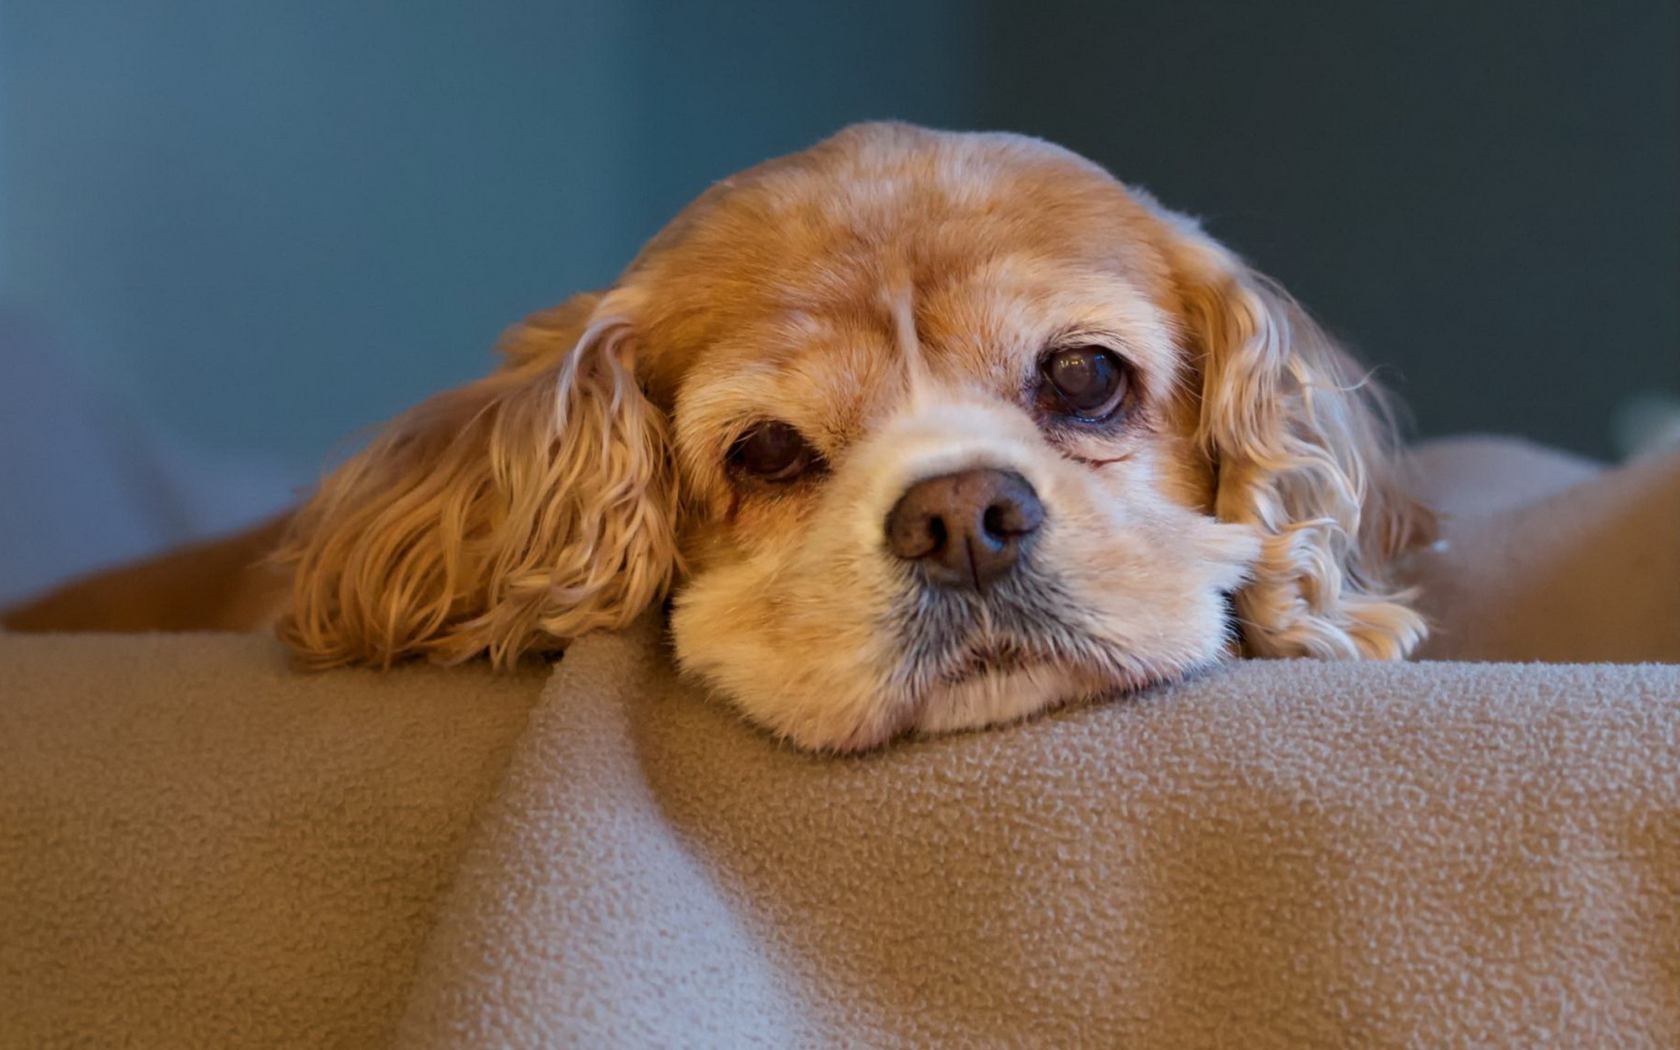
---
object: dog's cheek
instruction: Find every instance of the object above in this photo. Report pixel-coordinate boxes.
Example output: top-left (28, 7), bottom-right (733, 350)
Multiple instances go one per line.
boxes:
top-left (669, 554), bottom-right (914, 752)
top-left (1040, 480), bottom-right (1254, 666)
top-left (1197, 518), bottom-right (1263, 593)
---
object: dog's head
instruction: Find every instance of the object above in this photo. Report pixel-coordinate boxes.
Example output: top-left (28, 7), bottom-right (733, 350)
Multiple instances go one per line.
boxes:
top-left (277, 123), bottom-right (1430, 751)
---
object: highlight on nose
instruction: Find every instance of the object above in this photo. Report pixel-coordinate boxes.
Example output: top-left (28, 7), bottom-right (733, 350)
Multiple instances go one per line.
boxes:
top-left (884, 468), bottom-right (1044, 590)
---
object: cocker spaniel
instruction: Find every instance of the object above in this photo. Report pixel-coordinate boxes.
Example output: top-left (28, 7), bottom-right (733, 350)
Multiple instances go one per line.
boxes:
top-left (15, 123), bottom-right (1433, 751)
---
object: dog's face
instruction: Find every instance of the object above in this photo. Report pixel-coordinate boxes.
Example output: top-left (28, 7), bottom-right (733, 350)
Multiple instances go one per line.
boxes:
top-left (278, 124), bottom-right (1430, 752)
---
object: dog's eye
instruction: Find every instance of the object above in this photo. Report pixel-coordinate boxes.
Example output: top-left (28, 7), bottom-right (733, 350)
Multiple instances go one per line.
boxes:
top-left (728, 421), bottom-right (821, 483)
top-left (1038, 345), bottom-right (1130, 421)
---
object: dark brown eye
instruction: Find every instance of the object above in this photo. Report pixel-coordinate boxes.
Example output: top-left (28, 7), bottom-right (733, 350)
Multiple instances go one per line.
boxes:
top-left (728, 420), bottom-right (821, 483)
top-left (1038, 345), bottom-right (1130, 420)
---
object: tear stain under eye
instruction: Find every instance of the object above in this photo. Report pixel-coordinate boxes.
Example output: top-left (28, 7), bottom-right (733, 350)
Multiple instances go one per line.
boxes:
top-left (1041, 402), bottom-right (1158, 467)
top-left (1067, 451), bottom-right (1134, 468)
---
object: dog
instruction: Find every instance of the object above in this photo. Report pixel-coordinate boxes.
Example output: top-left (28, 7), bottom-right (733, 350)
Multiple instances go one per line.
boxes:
top-left (7, 123), bottom-right (1431, 751)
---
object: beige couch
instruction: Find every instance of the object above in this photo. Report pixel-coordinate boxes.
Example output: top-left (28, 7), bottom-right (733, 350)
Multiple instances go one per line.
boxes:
top-left (2, 439), bottom-right (1676, 1049)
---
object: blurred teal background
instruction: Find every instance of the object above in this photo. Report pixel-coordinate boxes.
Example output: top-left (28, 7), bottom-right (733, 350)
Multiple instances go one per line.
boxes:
top-left (1, 0), bottom-right (1675, 603)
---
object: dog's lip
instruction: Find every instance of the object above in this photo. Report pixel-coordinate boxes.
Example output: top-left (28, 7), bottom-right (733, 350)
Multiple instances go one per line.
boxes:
top-left (935, 637), bottom-right (1056, 684)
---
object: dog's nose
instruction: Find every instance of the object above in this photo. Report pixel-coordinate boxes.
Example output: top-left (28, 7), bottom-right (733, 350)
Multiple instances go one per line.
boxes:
top-left (884, 468), bottom-right (1044, 589)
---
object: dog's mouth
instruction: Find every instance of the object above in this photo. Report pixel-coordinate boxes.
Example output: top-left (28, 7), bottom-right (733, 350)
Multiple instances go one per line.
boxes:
top-left (895, 625), bottom-right (1148, 745)
top-left (935, 636), bottom-right (1057, 685)
top-left (896, 571), bottom-right (1097, 689)
top-left (870, 574), bottom-right (1217, 748)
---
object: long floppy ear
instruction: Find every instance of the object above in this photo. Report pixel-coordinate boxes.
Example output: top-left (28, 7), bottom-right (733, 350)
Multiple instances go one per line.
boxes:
top-left (275, 289), bottom-right (678, 669)
top-left (1159, 212), bottom-right (1432, 659)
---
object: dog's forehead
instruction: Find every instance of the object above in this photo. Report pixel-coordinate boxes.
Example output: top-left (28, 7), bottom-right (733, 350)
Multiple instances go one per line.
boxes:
top-left (633, 126), bottom-right (1178, 430)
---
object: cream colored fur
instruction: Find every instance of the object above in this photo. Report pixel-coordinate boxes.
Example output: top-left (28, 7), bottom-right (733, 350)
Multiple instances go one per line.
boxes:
top-left (1156, 209), bottom-right (1431, 660)
top-left (274, 122), bottom-right (1431, 750)
top-left (276, 292), bottom-right (678, 669)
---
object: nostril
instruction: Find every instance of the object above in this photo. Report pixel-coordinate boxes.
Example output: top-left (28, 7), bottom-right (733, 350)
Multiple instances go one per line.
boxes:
top-left (926, 515), bottom-right (948, 552)
top-left (981, 503), bottom-right (1010, 542)
top-left (886, 499), bottom-right (949, 561)
top-left (982, 482), bottom-right (1045, 542)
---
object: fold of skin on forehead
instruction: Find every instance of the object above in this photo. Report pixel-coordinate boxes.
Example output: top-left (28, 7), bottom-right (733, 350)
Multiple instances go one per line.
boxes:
top-left (631, 126), bottom-right (1176, 391)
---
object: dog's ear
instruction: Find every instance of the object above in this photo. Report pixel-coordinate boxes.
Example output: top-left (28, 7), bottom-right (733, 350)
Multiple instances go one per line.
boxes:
top-left (275, 289), bottom-right (678, 669)
top-left (1156, 210), bottom-right (1432, 659)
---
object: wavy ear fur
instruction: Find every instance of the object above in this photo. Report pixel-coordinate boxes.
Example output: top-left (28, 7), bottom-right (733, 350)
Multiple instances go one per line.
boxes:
top-left (275, 291), bottom-right (677, 669)
top-left (1158, 212), bottom-right (1432, 659)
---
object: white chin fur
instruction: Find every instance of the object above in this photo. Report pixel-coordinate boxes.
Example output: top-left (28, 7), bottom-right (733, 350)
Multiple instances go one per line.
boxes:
top-left (912, 661), bottom-right (1093, 738)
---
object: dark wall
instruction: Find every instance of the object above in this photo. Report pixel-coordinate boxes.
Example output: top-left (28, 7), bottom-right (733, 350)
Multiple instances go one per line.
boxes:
top-left (627, 1), bottom-right (984, 246)
top-left (3, 1), bottom-right (1673, 468)
top-left (0, 0), bottom-right (982, 470)
top-left (977, 0), bottom-right (1680, 456)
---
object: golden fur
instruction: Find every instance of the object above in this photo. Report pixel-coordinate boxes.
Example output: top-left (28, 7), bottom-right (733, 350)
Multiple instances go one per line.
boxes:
top-left (10, 124), bottom-right (1431, 751)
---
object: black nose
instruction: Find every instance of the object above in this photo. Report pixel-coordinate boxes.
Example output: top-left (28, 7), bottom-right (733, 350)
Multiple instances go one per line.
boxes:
top-left (884, 468), bottom-right (1044, 590)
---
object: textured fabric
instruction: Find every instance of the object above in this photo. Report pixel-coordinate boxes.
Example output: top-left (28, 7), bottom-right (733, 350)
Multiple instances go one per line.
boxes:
top-left (4, 440), bottom-right (1679, 1048)
top-left (0, 635), bottom-right (542, 1050)
top-left (0, 322), bottom-right (296, 609)
top-left (398, 618), bottom-right (1680, 1049)
top-left (1407, 442), bottom-right (1680, 663)
top-left (1406, 434), bottom-right (1603, 519)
